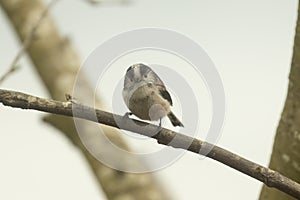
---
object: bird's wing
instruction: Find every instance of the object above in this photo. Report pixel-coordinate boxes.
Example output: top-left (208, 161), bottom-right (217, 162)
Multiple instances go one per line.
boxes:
top-left (158, 86), bottom-right (173, 106)
top-left (148, 70), bottom-right (173, 106)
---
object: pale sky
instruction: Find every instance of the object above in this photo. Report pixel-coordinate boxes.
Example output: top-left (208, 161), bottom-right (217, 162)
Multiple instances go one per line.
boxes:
top-left (0, 0), bottom-right (298, 199)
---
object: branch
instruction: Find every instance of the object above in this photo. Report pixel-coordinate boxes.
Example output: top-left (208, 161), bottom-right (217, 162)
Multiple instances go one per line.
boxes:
top-left (0, 0), bottom-right (170, 199)
top-left (1, 89), bottom-right (300, 199)
top-left (0, 0), bottom-right (58, 85)
top-left (259, 1), bottom-right (300, 199)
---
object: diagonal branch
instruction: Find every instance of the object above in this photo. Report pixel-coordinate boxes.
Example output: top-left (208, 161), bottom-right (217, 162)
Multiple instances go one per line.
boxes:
top-left (0, 89), bottom-right (300, 199)
top-left (0, 0), bottom-right (58, 85)
top-left (0, 0), bottom-right (171, 199)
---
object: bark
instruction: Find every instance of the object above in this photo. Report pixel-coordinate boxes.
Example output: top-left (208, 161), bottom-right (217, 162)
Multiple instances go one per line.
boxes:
top-left (259, 2), bottom-right (300, 200)
top-left (0, 0), bottom-right (170, 199)
top-left (1, 89), bottom-right (300, 199)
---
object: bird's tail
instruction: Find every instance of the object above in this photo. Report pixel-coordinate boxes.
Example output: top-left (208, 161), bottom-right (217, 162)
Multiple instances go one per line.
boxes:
top-left (167, 112), bottom-right (184, 127)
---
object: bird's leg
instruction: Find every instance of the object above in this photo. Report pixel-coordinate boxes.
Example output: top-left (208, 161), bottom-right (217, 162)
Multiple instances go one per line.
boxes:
top-left (152, 118), bottom-right (162, 137)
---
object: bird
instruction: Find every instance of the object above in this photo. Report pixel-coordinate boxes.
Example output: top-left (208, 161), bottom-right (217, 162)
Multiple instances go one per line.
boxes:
top-left (122, 63), bottom-right (184, 127)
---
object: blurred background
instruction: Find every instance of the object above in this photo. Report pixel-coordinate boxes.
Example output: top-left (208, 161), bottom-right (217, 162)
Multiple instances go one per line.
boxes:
top-left (0, 0), bottom-right (298, 199)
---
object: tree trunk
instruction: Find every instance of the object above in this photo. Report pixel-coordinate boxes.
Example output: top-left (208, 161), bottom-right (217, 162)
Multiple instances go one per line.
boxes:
top-left (0, 0), bottom-right (170, 199)
top-left (259, 1), bottom-right (300, 200)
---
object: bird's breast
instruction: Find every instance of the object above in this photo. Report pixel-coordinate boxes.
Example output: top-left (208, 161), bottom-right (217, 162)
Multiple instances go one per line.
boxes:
top-left (123, 84), bottom-right (170, 121)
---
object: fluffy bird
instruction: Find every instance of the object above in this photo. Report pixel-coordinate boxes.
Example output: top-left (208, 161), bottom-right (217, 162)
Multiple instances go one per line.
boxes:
top-left (122, 63), bottom-right (184, 127)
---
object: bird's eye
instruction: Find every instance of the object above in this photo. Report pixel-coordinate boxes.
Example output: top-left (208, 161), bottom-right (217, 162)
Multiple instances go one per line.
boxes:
top-left (144, 75), bottom-right (148, 78)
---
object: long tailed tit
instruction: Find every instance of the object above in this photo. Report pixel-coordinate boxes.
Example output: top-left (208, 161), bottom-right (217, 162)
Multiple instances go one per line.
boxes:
top-left (122, 63), bottom-right (184, 127)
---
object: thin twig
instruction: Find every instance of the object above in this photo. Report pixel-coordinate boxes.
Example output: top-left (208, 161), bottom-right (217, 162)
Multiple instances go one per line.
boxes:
top-left (0, 89), bottom-right (300, 199)
top-left (0, 0), bottom-right (59, 85)
top-left (0, 65), bottom-right (19, 85)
